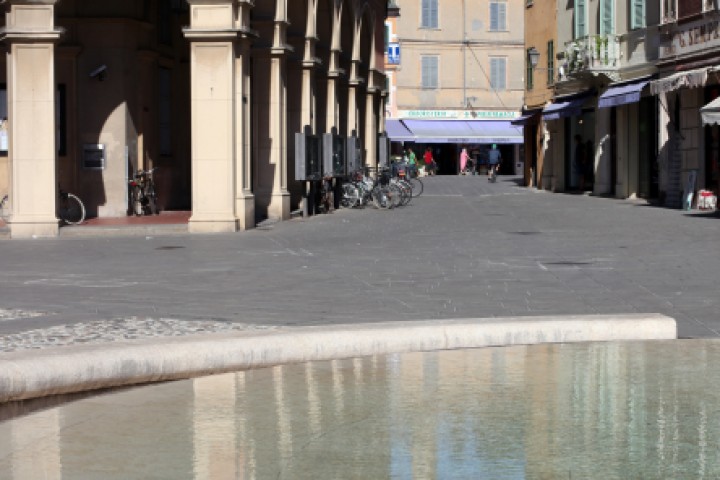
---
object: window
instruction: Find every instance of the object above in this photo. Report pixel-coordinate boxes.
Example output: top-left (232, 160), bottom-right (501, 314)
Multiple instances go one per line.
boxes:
top-left (630, 0), bottom-right (646, 29)
top-left (661, 0), bottom-right (676, 22)
top-left (490, 1), bottom-right (507, 31)
top-left (678, 0), bottom-right (702, 18)
top-left (490, 57), bottom-right (506, 91)
top-left (421, 0), bottom-right (438, 29)
top-left (575, 0), bottom-right (587, 38)
top-left (526, 49), bottom-right (534, 91)
top-left (547, 41), bottom-right (555, 86)
top-left (600, 0), bottom-right (614, 35)
top-left (421, 56), bottom-right (439, 89)
top-left (385, 25), bottom-right (390, 50)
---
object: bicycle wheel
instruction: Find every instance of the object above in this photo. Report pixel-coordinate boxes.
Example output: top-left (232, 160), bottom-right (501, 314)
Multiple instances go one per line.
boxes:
top-left (410, 178), bottom-right (424, 197)
top-left (132, 185), bottom-right (143, 216)
top-left (58, 193), bottom-right (86, 225)
top-left (372, 186), bottom-right (392, 210)
top-left (146, 185), bottom-right (159, 215)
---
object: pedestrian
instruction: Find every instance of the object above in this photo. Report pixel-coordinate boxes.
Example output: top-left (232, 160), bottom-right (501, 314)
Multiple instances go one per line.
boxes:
top-left (407, 147), bottom-right (418, 178)
top-left (459, 148), bottom-right (469, 175)
top-left (487, 144), bottom-right (501, 179)
top-left (424, 147), bottom-right (436, 176)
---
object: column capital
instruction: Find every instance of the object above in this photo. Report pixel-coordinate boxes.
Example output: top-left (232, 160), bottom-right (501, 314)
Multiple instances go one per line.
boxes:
top-left (0, 0), bottom-right (63, 43)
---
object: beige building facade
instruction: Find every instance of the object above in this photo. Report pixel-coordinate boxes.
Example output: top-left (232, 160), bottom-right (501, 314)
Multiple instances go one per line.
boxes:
top-left (0, 0), bottom-right (387, 238)
top-left (385, 0), bottom-right (525, 174)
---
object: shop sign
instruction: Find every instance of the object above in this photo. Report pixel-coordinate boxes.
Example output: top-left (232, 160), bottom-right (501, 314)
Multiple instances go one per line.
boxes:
top-left (399, 110), bottom-right (519, 120)
top-left (660, 17), bottom-right (720, 59)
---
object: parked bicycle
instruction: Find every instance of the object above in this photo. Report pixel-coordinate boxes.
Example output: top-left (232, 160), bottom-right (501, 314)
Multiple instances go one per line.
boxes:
top-left (57, 188), bottom-right (86, 225)
top-left (129, 167), bottom-right (159, 216)
top-left (0, 194), bottom-right (8, 219)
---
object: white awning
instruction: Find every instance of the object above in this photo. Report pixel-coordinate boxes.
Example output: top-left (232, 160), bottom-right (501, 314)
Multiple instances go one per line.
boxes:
top-left (701, 96), bottom-right (720, 126)
top-left (650, 67), bottom-right (718, 95)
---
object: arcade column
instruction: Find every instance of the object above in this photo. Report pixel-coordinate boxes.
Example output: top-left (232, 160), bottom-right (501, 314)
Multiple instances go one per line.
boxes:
top-left (1, 0), bottom-right (63, 238)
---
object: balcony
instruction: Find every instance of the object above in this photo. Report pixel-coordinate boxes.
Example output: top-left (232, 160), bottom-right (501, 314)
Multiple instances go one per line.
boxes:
top-left (559, 34), bottom-right (621, 82)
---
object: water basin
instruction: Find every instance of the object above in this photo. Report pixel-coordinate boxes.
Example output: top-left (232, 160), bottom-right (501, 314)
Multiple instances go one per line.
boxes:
top-left (1, 340), bottom-right (719, 479)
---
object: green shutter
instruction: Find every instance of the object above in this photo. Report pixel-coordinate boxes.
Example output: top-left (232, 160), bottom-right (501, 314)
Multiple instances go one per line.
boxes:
top-left (631, 0), bottom-right (646, 29)
top-left (547, 41), bottom-right (555, 85)
top-left (600, 0), bottom-right (614, 35)
top-left (575, 0), bottom-right (586, 38)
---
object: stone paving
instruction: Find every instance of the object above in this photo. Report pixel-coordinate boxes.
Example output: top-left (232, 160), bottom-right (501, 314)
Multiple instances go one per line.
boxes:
top-left (0, 175), bottom-right (718, 352)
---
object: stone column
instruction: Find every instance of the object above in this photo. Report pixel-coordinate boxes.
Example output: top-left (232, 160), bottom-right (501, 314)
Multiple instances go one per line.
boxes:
top-left (234, 15), bottom-right (255, 230)
top-left (184, 1), bottom-right (244, 233)
top-left (1, 0), bottom-right (63, 238)
top-left (254, 17), bottom-right (291, 221)
top-left (364, 91), bottom-right (377, 170)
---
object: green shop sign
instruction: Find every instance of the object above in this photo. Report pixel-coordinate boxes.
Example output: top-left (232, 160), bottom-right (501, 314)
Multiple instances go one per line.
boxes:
top-left (399, 110), bottom-right (519, 120)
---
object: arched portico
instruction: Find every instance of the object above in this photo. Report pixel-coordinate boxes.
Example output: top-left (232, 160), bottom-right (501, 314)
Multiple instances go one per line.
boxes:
top-left (1, 0), bottom-right (386, 237)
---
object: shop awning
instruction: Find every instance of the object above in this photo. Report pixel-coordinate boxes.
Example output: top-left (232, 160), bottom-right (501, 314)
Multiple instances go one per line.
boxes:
top-left (542, 92), bottom-right (593, 120)
top-left (701, 97), bottom-right (720, 125)
top-left (401, 120), bottom-right (523, 144)
top-left (510, 110), bottom-right (541, 126)
top-left (385, 119), bottom-right (415, 141)
top-left (650, 67), bottom-right (718, 95)
top-left (598, 79), bottom-right (650, 109)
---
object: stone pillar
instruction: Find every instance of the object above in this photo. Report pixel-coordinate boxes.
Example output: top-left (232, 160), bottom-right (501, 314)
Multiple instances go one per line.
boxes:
top-left (593, 106), bottom-right (612, 196)
top-left (234, 30), bottom-right (255, 230)
top-left (184, 1), bottom-right (246, 233)
top-left (1, 0), bottom-right (63, 238)
top-left (364, 90), bottom-right (377, 170)
top-left (254, 17), bottom-right (291, 222)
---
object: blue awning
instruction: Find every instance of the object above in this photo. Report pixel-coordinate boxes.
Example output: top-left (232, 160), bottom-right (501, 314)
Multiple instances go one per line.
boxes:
top-left (542, 97), bottom-right (587, 120)
top-left (385, 119), bottom-right (415, 141)
top-left (598, 79), bottom-right (650, 109)
top-left (401, 120), bottom-right (523, 144)
top-left (510, 110), bottom-right (541, 126)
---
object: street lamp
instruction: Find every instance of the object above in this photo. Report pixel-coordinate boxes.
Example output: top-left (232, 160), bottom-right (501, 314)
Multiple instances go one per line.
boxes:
top-left (528, 47), bottom-right (540, 69)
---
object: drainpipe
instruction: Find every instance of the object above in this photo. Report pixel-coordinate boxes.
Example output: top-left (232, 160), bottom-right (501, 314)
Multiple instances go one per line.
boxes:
top-left (462, 0), bottom-right (466, 107)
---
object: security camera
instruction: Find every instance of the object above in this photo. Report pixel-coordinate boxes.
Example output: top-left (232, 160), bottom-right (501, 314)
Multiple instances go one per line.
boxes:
top-left (89, 65), bottom-right (107, 79)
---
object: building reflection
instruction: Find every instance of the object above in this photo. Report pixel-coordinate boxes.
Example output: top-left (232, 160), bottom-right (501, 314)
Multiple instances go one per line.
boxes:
top-left (2, 341), bottom-right (720, 478)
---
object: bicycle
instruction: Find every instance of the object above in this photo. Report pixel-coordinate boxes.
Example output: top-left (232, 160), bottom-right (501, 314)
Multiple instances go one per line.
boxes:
top-left (57, 188), bottom-right (86, 225)
top-left (129, 167), bottom-right (159, 216)
top-left (0, 194), bottom-right (8, 218)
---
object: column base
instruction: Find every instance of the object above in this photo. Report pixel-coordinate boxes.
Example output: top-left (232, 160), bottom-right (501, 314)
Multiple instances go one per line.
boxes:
top-left (235, 193), bottom-right (255, 231)
top-left (267, 192), bottom-right (291, 221)
top-left (9, 216), bottom-right (59, 238)
top-left (188, 214), bottom-right (238, 234)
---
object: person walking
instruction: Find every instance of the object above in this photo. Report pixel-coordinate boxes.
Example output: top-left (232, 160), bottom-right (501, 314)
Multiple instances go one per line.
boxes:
top-left (407, 147), bottom-right (418, 178)
top-left (459, 148), bottom-right (469, 175)
top-left (424, 147), bottom-right (436, 176)
top-left (487, 144), bottom-right (501, 180)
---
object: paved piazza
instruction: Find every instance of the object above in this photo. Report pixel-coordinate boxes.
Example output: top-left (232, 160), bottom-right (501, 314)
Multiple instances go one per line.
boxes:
top-left (0, 175), bottom-right (718, 351)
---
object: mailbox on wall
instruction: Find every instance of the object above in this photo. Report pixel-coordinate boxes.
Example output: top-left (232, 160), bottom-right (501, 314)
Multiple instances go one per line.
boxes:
top-left (322, 133), bottom-right (347, 177)
top-left (82, 144), bottom-right (106, 170)
top-left (294, 132), bottom-right (322, 181)
top-left (346, 136), bottom-right (360, 174)
top-left (377, 134), bottom-right (390, 168)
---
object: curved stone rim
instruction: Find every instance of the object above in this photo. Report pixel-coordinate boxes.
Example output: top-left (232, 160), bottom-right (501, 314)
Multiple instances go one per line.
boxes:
top-left (0, 314), bottom-right (677, 403)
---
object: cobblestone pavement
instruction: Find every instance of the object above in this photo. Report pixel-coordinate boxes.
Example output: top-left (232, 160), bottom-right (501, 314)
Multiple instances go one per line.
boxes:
top-left (0, 175), bottom-right (718, 352)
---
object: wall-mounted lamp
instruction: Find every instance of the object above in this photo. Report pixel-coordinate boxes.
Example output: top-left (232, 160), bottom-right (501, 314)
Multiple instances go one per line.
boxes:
top-left (89, 65), bottom-right (107, 81)
top-left (528, 47), bottom-right (540, 69)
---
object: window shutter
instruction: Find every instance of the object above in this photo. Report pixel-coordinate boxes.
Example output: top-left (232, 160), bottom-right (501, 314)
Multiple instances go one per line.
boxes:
top-left (575, 0), bottom-right (586, 38)
top-left (630, 0), bottom-right (645, 29)
top-left (422, 56), bottom-right (438, 89)
top-left (491, 58), bottom-right (506, 91)
top-left (422, 0), bottom-right (438, 28)
top-left (600, 0), bottom-right (614, 35)
top-left (679, 0), bottom-right (702, 17)
top-left (499, 3), bottom-right (507, 30)
top-left (490, 3), bottom-right (498, 30)
top-left (547, 40), bottom-right (555, 85)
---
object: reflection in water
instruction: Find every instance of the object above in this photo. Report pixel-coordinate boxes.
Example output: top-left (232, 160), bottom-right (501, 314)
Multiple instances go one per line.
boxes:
top-left (2, 341), bottom-right (720, 478)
